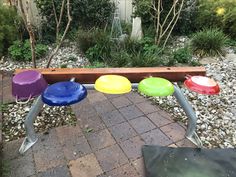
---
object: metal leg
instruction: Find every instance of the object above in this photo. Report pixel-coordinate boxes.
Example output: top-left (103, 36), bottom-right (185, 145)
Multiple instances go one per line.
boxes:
top-left (173, 84), bottom-right (202, 147)
top-left (19, 96), bottom-right (44, 154)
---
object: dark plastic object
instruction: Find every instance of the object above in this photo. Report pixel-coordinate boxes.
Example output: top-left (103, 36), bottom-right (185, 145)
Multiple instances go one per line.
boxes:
top-left (42, 81), bottom-right (87, 106)
top-left (12, 70), bottom-right (48, 100)
top-left (142, 145), bottom-right (236, 177)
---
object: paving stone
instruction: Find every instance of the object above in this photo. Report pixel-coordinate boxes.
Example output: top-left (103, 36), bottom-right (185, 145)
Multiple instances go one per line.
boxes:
top-left (109, 122), bottom-right (137, 142)
top-left (129, 116), bottom-right (156, 134)
top-left (61, 135), bottom-right (91, 161)
top-left (86, 129), bottom-right (116, 151)
top-left (126, 92), bottom-right (146, 104)
top-left (147, 112), bottom-right (173, 127)
top-left (132, 158), bottom-right (145, 177)
top-left (78, 114), bottom-right (106, 132)
top-left (104, 163), bottom-right (141, 177)
top-left (176, 138), bottom-right (197, 148)
top-left (56, 125), bottom-right (83, 144)
top-left (95, 144), bottom-right (128, 172)
top-left (119, 136), bottom-right (145, 160)
top-left (141, 128), bottom-right (173, 146)
top-left (104, 93), bottom-right (122, 99)
top-left (71, 98), bottom-right (90, 111)
top-left (119, 105), bottom-right (144, 120)
top-left (136, 101), bottom-right (160, 114)
top-left (87, 92), bottom-right (107, 104)
top-left (2, 138), bottom-right (25, 161)
top-left (100, 110), bottom-right (126, 127)
top-left (94, 100), bottom-right (115, 115)
top-left (33, 129), bottom-right (61, 152)
top-left (38, 165), bottom-right (71, 177)
top-left (72, 101), bottom-right (98, 119)
top-left (33, 130), bottom-right (66, 172)
top-left (158, 109), bottom-right (173, 119)
top-left (69, 153), bottom-right (103, 177)
top-left (160, 123), bottom-right (186, 142)
top-left (8, 151), bottom-right (36, 177)
top-left (110, 96), bottom-right (132, 108)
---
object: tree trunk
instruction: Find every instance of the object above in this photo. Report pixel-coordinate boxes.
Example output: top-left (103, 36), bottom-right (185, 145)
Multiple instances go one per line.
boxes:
top-left (18, 0), bottom-right (37, 68)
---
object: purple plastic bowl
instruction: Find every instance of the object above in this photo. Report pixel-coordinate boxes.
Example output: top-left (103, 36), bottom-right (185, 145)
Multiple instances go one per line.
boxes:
top-left (12, 70), bottom-right (48, 100)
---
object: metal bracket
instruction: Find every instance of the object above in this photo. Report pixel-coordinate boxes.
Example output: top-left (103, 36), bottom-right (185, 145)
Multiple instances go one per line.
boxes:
top-left (173, 84), bottom-right (203, 147)
top-left (19, 96), bottom-right (44, 154)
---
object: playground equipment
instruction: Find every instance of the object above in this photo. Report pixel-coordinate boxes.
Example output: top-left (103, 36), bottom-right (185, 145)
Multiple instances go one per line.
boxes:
top-left (12, 67), bottom-right (219, 154)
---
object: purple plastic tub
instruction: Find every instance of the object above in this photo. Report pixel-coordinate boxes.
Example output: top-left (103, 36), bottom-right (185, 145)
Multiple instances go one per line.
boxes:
top-left (12, 70), bottom-right (48, 102)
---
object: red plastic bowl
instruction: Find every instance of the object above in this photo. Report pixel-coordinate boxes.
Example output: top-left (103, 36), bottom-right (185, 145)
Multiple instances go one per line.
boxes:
top-left (184, 76), bottom-right (220, 95)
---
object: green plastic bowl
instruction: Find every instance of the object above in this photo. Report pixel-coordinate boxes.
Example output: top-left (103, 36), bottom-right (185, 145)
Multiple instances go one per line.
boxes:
top-left (138, 77), bottom-right (174, 97)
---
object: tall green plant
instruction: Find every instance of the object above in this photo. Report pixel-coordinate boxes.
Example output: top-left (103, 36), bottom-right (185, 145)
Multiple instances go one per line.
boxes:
top-left (0, 5), bottom-right (20, 57)
top-left (190, 29), bottom-right (228, 57)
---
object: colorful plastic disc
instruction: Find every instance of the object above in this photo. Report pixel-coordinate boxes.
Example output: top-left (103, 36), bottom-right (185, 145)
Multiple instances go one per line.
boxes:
top-left (184, 76), bottom-right (220, 95)
top-left (138, 77), bottom-right (174, 97)
top-left (95, 75), bottom-right (132, 94)
top-left (42, 81), bottom-right (87, 106)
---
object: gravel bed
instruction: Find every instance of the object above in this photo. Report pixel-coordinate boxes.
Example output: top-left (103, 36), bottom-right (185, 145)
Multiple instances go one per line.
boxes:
top-left (147, 51), bottom-right (236, 148)
top-left (2, 99), bottom-right (77, 142)
top-left (0, 42), bottom-right (89, 71)
top-left (1, 42), bottom-right (85, 142)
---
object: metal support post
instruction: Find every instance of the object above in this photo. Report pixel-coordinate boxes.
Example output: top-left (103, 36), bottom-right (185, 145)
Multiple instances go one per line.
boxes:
top-left (19, 96), bottom-right (44, 154)
top-left (173, 84), bottom-right (202, 147)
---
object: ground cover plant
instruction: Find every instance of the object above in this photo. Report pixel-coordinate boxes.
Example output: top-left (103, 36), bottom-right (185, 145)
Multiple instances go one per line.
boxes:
top-left (8, 40), bottom-right (48, 61)
top-left (190, 28), bottom-right (228, 57)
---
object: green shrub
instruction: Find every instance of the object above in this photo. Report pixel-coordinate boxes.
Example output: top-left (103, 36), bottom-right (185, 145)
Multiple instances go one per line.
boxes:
top-left (0, 5), bottom-right (21, 57)
top-left (77, 28), bottom-right (108, 53)
top-left (195, 0), bottom-right (236, 39)
top-left (132, 0), bottom-right (196, 35)
top-left (85, 61), bottom-right (107, 68)
top-left (190, 29), bottom-right (228, 57)
top-left (9, 40), bottom-right (48, 61)
top-left (35, 0), bottom-right (115, 37)
top-left (172, 47), bottom-right (192, 63)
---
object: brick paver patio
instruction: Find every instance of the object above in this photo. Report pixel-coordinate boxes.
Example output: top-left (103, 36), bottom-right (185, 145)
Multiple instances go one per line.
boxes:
top-left (1, 74), bottom-right (196, 177)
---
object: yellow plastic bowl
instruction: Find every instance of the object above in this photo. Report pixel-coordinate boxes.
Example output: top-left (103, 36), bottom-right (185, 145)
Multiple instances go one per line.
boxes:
top-left (95, 75), bottom-right (132, 94)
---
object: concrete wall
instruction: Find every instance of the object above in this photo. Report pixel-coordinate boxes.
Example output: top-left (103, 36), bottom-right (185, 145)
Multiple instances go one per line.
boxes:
top-left (116, 0), bottom-right (133, 22)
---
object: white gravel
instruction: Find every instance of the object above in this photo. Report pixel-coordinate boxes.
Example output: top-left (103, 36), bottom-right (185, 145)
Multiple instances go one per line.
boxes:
top-left (2, 100), bottom-right (76, 142)
top-left (0, 42), bottom-right (89, 71)
top-left (149, 50), bottom-right (236, 148)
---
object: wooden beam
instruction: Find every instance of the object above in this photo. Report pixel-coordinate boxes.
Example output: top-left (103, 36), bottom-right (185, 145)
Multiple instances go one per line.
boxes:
top-left (15, 67), bottom-right (206, 84)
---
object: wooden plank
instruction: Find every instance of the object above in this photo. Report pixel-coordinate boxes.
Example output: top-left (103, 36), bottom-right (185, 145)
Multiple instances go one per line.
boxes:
top-left (15, 67), bottom-right (206, 84)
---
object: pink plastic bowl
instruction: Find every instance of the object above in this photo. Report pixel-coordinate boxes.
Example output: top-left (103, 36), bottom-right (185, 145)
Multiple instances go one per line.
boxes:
top-left (12, 70), bottom-right (48, 101)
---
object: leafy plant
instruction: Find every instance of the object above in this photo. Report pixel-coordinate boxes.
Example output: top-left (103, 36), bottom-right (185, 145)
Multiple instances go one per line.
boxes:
top-left (8, 40), bottom-right (48, 61)
top-left (35, 0), bottom-right (115, 36)
top-left (190, 29), bottom-right (228, 57)
top-left (172, 47), bottom-right (192, 63)
top-left (77, 28), bottom-right (102, 53)
top-left (195, 0), bottom-right (236, 39)
top-left (0, 5), bottom-right (21, 57)
top-left (60, 64), bottom-right (68, 68)
top-left (84, 61), bottom-right (107, 68)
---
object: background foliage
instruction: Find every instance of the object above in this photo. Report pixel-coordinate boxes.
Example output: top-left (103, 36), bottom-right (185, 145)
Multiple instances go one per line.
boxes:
top-left (35, 0), bottom-right (115, 38)
top-left (0, 5), bottom-right (21, 57)
top-left (190, 28), bottom-right (228, 57)
top-left (195, 0), bottom-right (236, 39)
top-left (8, 40), bottom-right (48, 61)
